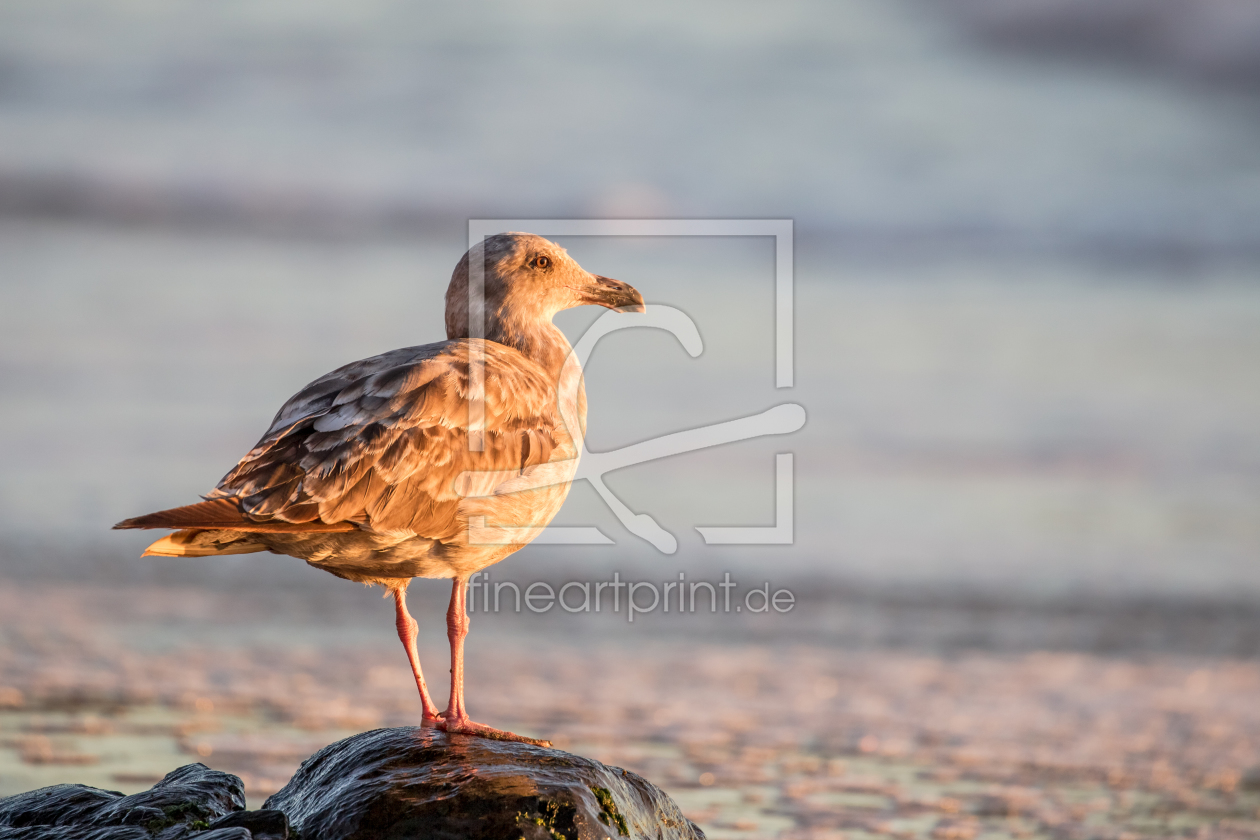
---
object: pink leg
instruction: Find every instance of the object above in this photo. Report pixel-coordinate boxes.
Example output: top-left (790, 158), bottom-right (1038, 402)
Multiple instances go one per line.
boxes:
top-left (438, 576), bottom-right (551, 746)
top-left (392, 584), bottom-right (442, 722)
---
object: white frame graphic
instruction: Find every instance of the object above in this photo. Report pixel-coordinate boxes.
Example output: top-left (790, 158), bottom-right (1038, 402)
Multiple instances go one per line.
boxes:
top-left (465, 219), bottom-right (801, 552)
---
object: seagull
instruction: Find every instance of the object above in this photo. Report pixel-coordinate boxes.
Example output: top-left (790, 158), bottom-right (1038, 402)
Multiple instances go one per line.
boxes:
top-left (115, 233), bottom-right (644, 745)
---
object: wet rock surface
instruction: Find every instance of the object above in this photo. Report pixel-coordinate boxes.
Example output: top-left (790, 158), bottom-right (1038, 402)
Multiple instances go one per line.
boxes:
top-left (264, 727), bottom-right (704, 840)
top-left (0, 763), bottom-right (271, 839)
top-left (0, 731), bottom-right (700, 840)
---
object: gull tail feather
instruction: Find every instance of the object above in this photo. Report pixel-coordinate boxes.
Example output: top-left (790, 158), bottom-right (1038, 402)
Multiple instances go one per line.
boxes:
top-left (114, 498), bottom-right (354, 533)
top-left (142, 529), bottom-right (268, 558)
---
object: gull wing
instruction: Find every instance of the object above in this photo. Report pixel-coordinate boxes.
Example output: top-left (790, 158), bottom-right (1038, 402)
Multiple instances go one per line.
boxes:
top-left (120, 340), bottom-right (561, 542)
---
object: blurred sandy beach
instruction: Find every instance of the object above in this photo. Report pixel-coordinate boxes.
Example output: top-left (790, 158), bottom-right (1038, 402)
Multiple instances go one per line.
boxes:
top-left (4, 580), bottom-right (1260, 838)
top-left (2, 1), bottom-right (1260, 837)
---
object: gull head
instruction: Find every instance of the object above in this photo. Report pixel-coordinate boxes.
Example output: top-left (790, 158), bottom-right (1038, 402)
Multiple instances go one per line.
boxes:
top-left (446, 233), bottom-right (644, 340)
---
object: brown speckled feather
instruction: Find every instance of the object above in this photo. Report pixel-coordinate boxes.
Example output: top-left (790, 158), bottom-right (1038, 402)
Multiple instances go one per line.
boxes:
top-left (114, 498), bottom-right (355, 533)
top-left (207, 339), bottom-right (561, 541)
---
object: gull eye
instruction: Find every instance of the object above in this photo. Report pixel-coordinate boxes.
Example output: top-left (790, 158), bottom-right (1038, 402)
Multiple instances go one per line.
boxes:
top-left (532, 255), bottom-right (551, 269)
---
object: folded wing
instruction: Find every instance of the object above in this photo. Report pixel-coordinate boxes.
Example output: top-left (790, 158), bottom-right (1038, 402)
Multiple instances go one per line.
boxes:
top-left (121, 340), bottom-right (564, 543)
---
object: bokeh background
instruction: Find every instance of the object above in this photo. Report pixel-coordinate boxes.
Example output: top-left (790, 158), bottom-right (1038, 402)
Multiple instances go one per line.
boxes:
top-left (2, 2), bottom-right (1260, 837)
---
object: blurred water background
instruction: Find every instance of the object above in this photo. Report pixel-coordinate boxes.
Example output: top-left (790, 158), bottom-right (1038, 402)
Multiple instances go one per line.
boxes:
top-left (3, 0), bottom-right (1258, 601)
top-left (2, 1), bottom-right (1260, 834)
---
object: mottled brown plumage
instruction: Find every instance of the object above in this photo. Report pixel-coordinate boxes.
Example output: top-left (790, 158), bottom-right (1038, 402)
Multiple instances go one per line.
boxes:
top-left (114, 232), bottom-right (644, 744)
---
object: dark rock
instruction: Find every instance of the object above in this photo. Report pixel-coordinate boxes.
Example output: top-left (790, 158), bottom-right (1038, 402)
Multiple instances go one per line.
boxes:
top-left (97, 764), bottom-right (245, 830)
top-left (0, 785), bottom-right (124, 828)
top-left (205, 809), bottom-right (289, 839)
top-left (191, 830), bottom-right (252, 840)
top-left (152, 824), bottom-right (259, 840)
top-left (0, 828), bottom-right (150, 839)
top-left (0, 764), bottom-right (246, 839)
top-left (0, 730), bottom-right (700, 840)
top-left (265, 727), bottom-right (704, 840)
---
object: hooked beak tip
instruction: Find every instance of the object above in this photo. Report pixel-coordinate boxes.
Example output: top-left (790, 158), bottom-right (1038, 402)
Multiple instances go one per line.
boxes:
top-left (584, 274), bottom-right (644, 313)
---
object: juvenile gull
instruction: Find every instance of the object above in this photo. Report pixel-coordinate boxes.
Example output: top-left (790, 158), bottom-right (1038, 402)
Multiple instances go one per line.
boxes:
top-left (115, 233), bottom-right (644, 745)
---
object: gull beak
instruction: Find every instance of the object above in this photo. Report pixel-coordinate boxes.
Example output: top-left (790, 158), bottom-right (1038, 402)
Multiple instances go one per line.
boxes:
top-left (581, 274), bottom-right (645, 313)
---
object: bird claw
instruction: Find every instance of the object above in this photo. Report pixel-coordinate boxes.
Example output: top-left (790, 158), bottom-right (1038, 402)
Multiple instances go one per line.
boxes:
top-left (438, 716), bottom-right (551, 747)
